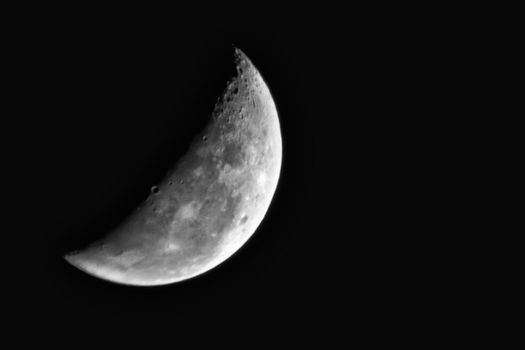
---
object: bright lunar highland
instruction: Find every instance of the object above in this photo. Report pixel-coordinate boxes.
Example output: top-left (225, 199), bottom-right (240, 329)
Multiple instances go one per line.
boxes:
top-left (65, 49), bottom-right (282, 286)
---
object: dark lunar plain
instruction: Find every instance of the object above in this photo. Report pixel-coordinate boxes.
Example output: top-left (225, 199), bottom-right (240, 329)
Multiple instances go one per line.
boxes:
top-left (3, 4), bottom-right (456, 346)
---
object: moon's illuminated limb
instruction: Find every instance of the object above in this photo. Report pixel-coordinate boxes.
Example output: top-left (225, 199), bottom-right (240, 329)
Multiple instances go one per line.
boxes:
top-left (65, 48), bottom-right (282, 286)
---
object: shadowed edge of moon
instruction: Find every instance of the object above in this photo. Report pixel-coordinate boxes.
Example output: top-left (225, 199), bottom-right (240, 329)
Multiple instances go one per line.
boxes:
top-left (64, 48), bottom-right (282, 286)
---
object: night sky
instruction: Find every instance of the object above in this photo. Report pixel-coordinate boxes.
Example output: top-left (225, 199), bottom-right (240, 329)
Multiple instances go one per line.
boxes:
top-left (5, 4), bottom-right (450, 345)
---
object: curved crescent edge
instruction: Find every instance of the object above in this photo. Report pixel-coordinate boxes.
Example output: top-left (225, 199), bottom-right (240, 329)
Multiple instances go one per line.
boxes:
top-left (64, 48), bottom-right (282, 286)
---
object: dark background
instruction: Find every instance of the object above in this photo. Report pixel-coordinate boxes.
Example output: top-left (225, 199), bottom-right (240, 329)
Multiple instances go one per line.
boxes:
top-left (6, 9), bottom-right (335, 343)
top-left (4, 4), bottom-right (463, 345)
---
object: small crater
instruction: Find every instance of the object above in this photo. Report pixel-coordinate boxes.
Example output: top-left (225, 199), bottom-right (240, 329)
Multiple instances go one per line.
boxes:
top-left (202, 136), bottom-right (208, 142)
top-left (240, 215), bottom-right (248, 224)
top-left (151, 186), bottom-right (160, 194)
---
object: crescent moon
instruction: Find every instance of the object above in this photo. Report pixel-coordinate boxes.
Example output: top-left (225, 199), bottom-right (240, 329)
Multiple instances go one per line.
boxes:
top-left (65, 48), bottom-right (282, 286)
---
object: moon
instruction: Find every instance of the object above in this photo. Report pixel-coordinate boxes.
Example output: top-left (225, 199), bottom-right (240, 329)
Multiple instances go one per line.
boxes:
top-left (64, 48), bottom-right (282, 286)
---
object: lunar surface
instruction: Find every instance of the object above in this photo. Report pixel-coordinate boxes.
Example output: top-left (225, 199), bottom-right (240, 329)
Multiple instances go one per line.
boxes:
top-left (65, 48), bottom-right (282, 286)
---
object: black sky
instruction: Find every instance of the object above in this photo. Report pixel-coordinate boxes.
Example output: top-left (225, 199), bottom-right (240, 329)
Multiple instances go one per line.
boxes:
top-left (4, 4), bottom-right (457, 345)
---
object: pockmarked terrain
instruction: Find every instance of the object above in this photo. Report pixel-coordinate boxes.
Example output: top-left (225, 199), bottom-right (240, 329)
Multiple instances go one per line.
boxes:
top-left (65, 49), bottom-right (282, 286)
